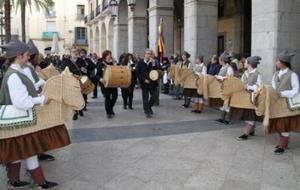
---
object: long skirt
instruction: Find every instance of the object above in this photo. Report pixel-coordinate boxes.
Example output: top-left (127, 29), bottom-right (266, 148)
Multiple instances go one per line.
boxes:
top-left (231, 107), bottom-right (263, 122)
top-left (268, 115), bottom-right (300, 134)
top-left (0, 125), bottom-right (70, 165)
top-left (208, 98), bottom-right (224, 108)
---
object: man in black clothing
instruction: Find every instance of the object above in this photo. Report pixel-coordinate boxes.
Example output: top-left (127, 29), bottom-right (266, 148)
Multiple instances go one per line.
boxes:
top-left (89, 53), bottom-right (101, 98)
top-left (61, 48), bottom-right (86, 120)
top-left (136, 49), bottom-right (159, 118)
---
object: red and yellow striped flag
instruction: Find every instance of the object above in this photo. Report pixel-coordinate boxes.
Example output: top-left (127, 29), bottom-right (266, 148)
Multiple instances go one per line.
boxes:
top-left (157, 18), bottom-right (166, 62)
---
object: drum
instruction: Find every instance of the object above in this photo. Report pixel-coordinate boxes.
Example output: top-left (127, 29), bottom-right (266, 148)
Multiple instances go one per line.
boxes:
top-left (149, 70), bottom-right (163, 81)
top-left (103, 66), bottom-right (132, 88)
top-left (80, 76), bottom-right (95, 95)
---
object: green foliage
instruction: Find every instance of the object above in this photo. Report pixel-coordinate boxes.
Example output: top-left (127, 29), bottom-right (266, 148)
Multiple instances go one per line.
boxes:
top-left (15, 0), bottom-right (54, 13)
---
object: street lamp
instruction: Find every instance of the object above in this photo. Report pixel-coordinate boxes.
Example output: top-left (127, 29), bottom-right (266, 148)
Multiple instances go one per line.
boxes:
top-left (127, 0), bottom-right (136, 11)
top-left (109, 0), bottom-right (118, 18)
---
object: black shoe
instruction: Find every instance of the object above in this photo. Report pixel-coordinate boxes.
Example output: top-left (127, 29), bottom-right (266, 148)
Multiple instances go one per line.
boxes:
top-left (224, 120), bottom-right (230, 125)
top-left (249, 131), bottom-right (255, 136)
top-left (107, 114), bottom-right (113, 119)
top-left (111, 111), bottom-right (115, 116)
top-left (216, 119), bottom-right (224, 123)
top-left (92, 96), bottom-right (97, 99)
top-left (237, 134), bottom-right (248, 141)
top-left (128, 106), bottom-right (133, 110)
top-left (123, 105), bottom-right (127, 110)
top-left (274, 148), bottom-right (285, 155)
top-left (79, 110), bottom-right (84, 117)
top-left (38, 154), bottom-right (55, 162)
top-left (37, 181), bottom-right (59, 189)
top-left (182, 105), bottom-right (188, 108)
top-left (146, 114), bottom-right (152, 119)
top-left (72, 114), bottom-right (78, 121)
top-left (7, 180), bottom-right (31, 189)
top-left (191, 110), bottom-right (202, 114)
top-left (150, 109), bottom-right (154, 115)
top-left (83, 107), bottom-right (87, 111)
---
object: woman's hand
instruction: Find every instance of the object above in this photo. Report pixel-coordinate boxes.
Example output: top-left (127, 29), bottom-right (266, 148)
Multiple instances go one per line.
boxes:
top-left (44, 97), bottom-right (51, 105)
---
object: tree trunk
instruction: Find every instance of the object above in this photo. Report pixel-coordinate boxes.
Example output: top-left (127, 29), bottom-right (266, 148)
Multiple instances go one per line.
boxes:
top-left (4, 0), bottom-right (11, 43)
top-left (21, 1), bottom-right (26, 42)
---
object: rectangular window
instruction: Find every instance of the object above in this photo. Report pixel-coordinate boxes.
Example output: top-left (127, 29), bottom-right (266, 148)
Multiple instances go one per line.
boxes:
top-left (75, 27), bottom-right (87, 45)
top-left (77, 5), bottom-right (85, 19)
top-left (218, 35), bottom-right (225, 56)
top-left (218, 0), bottom-right (225, 18)
top-left (46, 21), bottom-right (56, 32)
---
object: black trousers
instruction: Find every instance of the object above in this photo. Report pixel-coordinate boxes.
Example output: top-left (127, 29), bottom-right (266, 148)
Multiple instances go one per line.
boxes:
top-left (102, 87), bottom-right (118, 115)
top-left (121, 88), bottom-right (134, 107)
top-left (92, 79), bottom-right (98, 98)
top-left (141, 87), bottom-right (155, 114)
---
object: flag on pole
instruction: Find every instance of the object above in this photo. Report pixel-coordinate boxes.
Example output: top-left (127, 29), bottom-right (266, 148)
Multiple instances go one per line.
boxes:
top-left (157, 18), bottom-right (166, 63)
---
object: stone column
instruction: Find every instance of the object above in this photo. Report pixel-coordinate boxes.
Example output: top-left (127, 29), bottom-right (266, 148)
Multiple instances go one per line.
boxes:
top-left (252, 0), bottom-right (300, 82)
top-left (113, 22), bottom-right (128, 59)
top-left (128, 9), bottom-right (147, 56)
top-left (184, 0), bottom-right (218, 63)
top-left (148, 0), bottom-right (174, 57)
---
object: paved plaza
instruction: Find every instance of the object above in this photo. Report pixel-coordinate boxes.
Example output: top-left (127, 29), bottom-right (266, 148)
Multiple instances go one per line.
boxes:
top-left (1, 89), bottom-right (300, 190)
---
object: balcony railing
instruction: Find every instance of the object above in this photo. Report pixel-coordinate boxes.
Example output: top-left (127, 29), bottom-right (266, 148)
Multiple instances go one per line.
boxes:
top-left (90, 10), bottom-right (95, 20)
top-left (102, 0), bottom-right (109, 11)
top-left (42, 32), bottom-right (58, 39)
top-left (84, 15), bottom-right (88, 24)
top-left (75, 39), bottom-right (88, 45)
top-left (96, 4), bottom-right (101, 16)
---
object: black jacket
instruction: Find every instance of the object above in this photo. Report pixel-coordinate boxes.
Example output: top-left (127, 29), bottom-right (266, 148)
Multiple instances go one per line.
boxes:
top-left (61, 58), bottom-right (81, 76)
top-left (136, 59), bottom-right (159, 89)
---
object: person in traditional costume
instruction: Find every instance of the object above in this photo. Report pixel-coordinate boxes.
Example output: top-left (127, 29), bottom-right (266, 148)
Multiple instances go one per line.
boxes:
top-left (270, 50), bottom-right (300, 155)
top-left (231, 56), bottom-right (263, 140)
top-left (0, 40), bottom-right (68, 189)
top-left (181, 51), bottom-right (194, 108)
top-left (191, 56), bottom-right (207, 113)
top-left (24, 39), bottom-right (57, 162)
top-left (99, 50), bottom-right (118, 119)
top-left (215, 51), bottom-right (234, 124)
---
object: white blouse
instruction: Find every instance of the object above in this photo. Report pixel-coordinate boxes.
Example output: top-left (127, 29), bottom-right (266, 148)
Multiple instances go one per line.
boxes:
top-left (271, 68), bottom-right (299, 98)
top-left (23, 62), bottom-right (45, 91)
top-left (241, 68), bottom-right (262, 91)
top-left (7, 64), bottom-right (45, 110)
top-left (215, 64), bottom-right (234, 80)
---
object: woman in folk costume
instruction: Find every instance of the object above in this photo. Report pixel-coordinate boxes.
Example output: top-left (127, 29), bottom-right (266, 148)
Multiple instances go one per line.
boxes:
top-left (0, 41), bottom-right (67, 189)
top-left (231, 56), bottom-right (263, 141)
top-left (181, 51), bottom-right (194, 108)
top-left (23, 40), bottom-right (45, 94)
top-left (270, 50), bottom-right (300, 155)
top-left (24, 40), bottom-right (56, 162)
top-left (215, 51), bottom-right (234, 124)
top-left (191, 56), bottom-right (207, 113)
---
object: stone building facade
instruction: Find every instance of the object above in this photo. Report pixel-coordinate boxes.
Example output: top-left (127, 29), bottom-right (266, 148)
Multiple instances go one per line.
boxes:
top-left (86, 0), bottom-right (300, 82)
top-left (11, 0), bottom-right (88, 54)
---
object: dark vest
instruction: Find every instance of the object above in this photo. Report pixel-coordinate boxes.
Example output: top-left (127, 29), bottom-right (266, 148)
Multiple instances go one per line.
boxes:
top-left (218, 65), bottom-right (230, 77)
top-left (274, 69), bottom-right (293, 91)
top-left (242, 70), bottom-right (260, 86)
top-left (0, 68), bottom-right (38, 105)
top-left (24, 64), bottom-right (42, 93)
